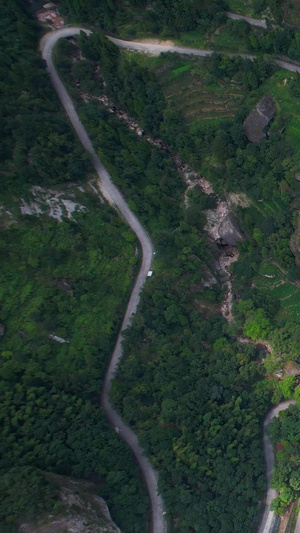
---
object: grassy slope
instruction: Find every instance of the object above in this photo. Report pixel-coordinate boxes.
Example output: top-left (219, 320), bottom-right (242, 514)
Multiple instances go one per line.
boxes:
top-left (226, 0), bottom-right (258, 16)
top-left (153, 54), bottom-right (300, 164)
top-left (158, 59), bottom-right (244, 128)
top-left (253, 261), bottom-right (300, 319)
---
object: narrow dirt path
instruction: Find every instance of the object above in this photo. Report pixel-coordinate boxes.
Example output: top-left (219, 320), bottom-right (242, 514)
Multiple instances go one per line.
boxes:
top-left (40, 27), bottom-right (167, 533)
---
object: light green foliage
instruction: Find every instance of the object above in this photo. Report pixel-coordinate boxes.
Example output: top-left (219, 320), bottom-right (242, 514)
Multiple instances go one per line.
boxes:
top-left (262, 69), bottom-right (300, 163)
top-left (0, 206), bottom-right (150, 531)
top-left (269, 405), bottom-right (300, 514)
top-left (243, 308), bottom-right (272, 340)
top-left (295, 386), bottom-right (300, 406)
top-left (290, 472), bottom-right (300, 491)
top-left (279, 376), bottom-right (296, 399)
top-left (252, 262), bottom-right (300, 320)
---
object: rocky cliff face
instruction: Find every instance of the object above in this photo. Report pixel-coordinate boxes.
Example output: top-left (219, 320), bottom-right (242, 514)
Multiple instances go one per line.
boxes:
top-left (243, 95), bottom-right (275, 143)
top-left (19, 475), bottom-right (120, 533)
top-left (205, 201), bottom-right (244, 246)
top-left (217, 213), bottom-right (244, 246)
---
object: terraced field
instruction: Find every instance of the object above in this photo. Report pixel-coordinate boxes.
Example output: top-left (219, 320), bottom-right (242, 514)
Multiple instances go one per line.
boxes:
top-left (254, 261), bottom-right (300, 319)
top-left (157, 60), bottom-right (244, 130)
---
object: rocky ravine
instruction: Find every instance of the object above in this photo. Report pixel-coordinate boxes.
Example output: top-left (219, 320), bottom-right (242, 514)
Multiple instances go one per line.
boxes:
top-left (101, 29), bottom-right (300, 533)
top-left (204, 198), bottom-right (244, 320)
top-left (79, 87), bottom-right (244, 322)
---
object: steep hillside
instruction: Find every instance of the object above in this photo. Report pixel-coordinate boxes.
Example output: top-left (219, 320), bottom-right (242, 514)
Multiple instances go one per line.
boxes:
top-left (19, 474), bottom-right (120, 533)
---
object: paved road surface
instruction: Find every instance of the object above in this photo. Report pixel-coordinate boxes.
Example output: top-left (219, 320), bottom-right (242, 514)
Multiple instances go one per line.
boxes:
top-left (40, 27), bottom-right (167, 533)
top-left (109, 36), bottom-right (300, 79)
top-left (108, 35), bottom-right (256, 60)
top-left (40, 26), bottom-right (300, 533)
top-left (258, 400), bottom-right (295, 533)
top-left (227, 11), bottom-right (267, 28)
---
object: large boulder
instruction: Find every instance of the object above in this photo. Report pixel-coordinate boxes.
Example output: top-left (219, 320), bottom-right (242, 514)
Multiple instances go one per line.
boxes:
top-left (217, 213), bottom-right (244, 245)
top-left (243, 95), bottom-right (275, 143)
top-left (19, 474), bottom-right (121, 533)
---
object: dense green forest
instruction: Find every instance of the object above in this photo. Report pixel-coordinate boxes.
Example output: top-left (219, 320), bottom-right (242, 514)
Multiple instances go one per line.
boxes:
top-left (0, 2), bottom-right (149, 532)
top-left (59, 0), bottom-right (228, 35)
top-left (268, 403), bottom-right (300, 514)
top-left (2, 0), bottom-right (300, 531)
top-left (0, 1), bottom-right (92, 190)
top-left (53, 27), bottom-right (300, 530)
top-left (0, 207), bottom-right (150, 532)
top-left (58, 0), bottom-right (300, 58)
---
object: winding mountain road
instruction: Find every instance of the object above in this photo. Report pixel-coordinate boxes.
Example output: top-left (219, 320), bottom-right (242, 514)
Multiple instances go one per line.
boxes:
top-left (40, 28), bottom-right (167, 533)
top-left (258, 400), bottom-right (295, 533)
top-left (108, 35), bottom-right (300, 76)
top-left (40, 25), bottom-right (299, 533)
top-left (226, 11), bottom-right (267, 28)
top-left (108, 35), bottom-right (256, 60)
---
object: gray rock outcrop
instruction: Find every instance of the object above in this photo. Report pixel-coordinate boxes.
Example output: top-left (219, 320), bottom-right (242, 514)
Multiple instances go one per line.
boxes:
top-left (19, 475), bottom-right (120, 533)
top-left (217, 213), bottom-right (244, 245)
top-left (243, 95), bottom-right (275, 143)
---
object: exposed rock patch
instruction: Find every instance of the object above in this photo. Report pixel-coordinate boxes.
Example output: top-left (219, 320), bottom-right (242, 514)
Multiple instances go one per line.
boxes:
top-left (243, 95), bottom-right (275, 143)
top-left (0, 206), bottom-right (15, 228)
top-left (218, 246), bottom-right (239, 321)
top-left (81, 71), bottom-right (244, 320)
top-left (205, 201), bottom-right (244, 245)
top-left (218, 213), bottom-right (244, 245)
top-left (228, 192), bottom-right (251, 208)
top-left (284, 361), bottom-right (300, 376)
top-left (49, 333), bottom-right (70, 344)
top-left (237, 335), bottom-right (272, 354)
top-left (20, 186), bottom-right (87, 221)
top-left (19, 474), bottom-right (120, 533)
top-left (81, 92), bottom-right (213, 198)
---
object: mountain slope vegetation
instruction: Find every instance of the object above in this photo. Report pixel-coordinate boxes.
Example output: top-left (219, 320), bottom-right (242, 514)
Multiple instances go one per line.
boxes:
top-left (2, 0), bottom-right (300, 532)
